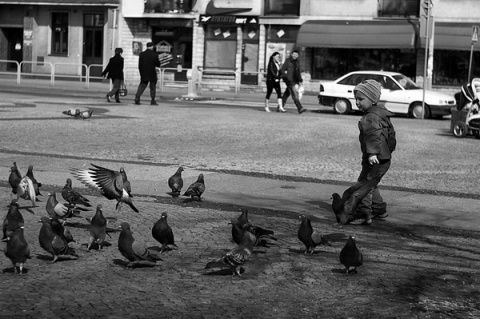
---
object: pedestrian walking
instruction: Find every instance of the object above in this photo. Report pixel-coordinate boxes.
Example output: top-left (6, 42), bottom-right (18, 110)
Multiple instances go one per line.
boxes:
top-left (280, 50), bottom-right (306, 114)
top-left (102, 48), bottom-right (124, 103)
top-left (343, 79), bottom-right (396, 225)
top-left (264, 52), bottom-right (285, 113)
top-left (134, 42), bottom-right (160, 105)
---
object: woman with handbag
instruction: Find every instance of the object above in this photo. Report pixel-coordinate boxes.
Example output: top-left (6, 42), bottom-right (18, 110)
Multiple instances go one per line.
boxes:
top-left (102, 47), bottom-right (124, 103)
top-left (265, 52), bottom-right (285, 112)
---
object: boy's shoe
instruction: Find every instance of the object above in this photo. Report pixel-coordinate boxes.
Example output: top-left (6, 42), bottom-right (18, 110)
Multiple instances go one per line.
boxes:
top-left (134, 99), bottom-right (140, 105)
top-left (372, 213), bottom-right (388, 220)
top-left (349, 218), bottom-right (372, 225)
top-left (298, 108), bottom-right (307, 114)
top-left (151, 100), bottom-right (158, 105)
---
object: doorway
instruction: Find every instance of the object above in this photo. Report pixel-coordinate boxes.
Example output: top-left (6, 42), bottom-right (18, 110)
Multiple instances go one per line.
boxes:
top-left (82, 13), bottom-right (104, 78)
top-left (3, 28), bottom-right (23, 71)
top-left (241, 25), bottom-right (259, 85)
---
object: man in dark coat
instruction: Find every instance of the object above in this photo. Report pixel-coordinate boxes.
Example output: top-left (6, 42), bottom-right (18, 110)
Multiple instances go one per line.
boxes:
top-left (102, 47), bottom-right (124, 103)
top-left (280, 50), bottom-right (307, 114)
top-left (134, 42), bottom-right (160, 105)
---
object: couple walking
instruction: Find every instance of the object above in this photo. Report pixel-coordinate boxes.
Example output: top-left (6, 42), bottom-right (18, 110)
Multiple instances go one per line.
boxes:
top-left (264, 50), bottom-right (306, 114)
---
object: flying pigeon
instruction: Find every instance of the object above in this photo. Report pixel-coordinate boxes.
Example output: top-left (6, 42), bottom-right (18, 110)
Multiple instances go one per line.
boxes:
top-left (87, 204), bottom-right (107, 250)
top-left (118, 222), bottom-right (162, 266)
top-left (70, 164), bottom-right (138, 214)
top-left (297, 214), bottom-right (330, 254)
top-left (61, 178), bottom-right (92, 209)
top-left (8, 162), bottom-right (22, 196)
top-left (26, 165), bottom-right (42, 198)
top-left (205, 228), bottom-right (256, 276)
top-left (3, 226), bottom-right (31, 274)
top-left (38, 216), bottom-right (78, 263)
top-left (152, 212), bottom-right (177, 253)
top-left (183, 173), bottom-right (205, 201)
top-left (3, 200), bottom-right (24, 240)
top-left (339, 236), bottom-right (363, 274)
top-left (46, 192), bottom-right (74, 219)
top-left (62, 109), bottom-right (81, 117)
top-left (168, 167), bottom-right (184, 197)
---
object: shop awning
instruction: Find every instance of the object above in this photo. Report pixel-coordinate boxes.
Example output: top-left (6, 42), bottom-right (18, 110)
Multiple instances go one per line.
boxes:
top-left (296, 20), bottom-right (418, 49)
top-left (422, 22), bottom-right (480, 51)
top-left (0, 0), bottom-right (118, 5)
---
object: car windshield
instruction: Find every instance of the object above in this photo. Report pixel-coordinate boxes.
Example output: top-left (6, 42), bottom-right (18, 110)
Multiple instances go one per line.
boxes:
top-left (392, 74), bottom-right (420, 90)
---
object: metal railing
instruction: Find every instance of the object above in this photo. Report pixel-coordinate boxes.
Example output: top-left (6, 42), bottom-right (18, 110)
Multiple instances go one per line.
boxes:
top-left (52, 63), bottom-right (87, 87)
top-left (20, 61), bottom-right (54, 86)
top-left (0, 60), bottom-right (21, 84)
top-left (197, 68), bottom-right (239, 95)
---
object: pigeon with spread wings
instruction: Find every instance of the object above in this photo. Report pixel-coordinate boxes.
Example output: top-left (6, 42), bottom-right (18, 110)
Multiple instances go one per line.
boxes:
top-left (70, 164), bottom-right (138, 214)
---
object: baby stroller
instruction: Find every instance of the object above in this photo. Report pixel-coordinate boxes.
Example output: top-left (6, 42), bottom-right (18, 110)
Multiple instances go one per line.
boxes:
top-left (452, 78), bottom-right (480, 138)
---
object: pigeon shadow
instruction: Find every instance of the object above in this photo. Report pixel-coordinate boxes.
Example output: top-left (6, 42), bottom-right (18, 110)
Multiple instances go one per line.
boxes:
top-left (80, 242), bottom-right (112, 250)
top-left (147, 245), bottom-right (174, 253)
top-left (182, 197), bottom-right (203, 204)
top-left (166, 192), bottom-right (181, 198)
top-left (36, 254), bottom-right (78, 262)
top-left (203, 267), bottom-right (245, 276)
top-left (112, 259), bottom-right (159, 268)
top-left (2, 267), bottom-right (30, 274)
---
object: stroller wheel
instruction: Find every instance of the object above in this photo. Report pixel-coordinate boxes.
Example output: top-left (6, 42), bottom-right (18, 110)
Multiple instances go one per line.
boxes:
top-left (473, 130), bottom-right (480, 139)
top-left (453, 121), bottom-right (467, 138)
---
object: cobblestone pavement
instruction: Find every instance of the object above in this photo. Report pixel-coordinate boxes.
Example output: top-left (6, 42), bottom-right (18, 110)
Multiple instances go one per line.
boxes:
top-left (0, 85), bottom-right (480, 318)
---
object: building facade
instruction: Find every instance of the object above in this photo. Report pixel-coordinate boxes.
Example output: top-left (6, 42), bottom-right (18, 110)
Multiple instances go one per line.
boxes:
top-left (1, 0), bottom-right (479, 92)
top-left (0, 0), bottom-right (119, 78)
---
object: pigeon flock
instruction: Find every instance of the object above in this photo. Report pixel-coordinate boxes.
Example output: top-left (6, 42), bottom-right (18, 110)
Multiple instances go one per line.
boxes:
top-left (2, 162), bottom-right (363, 276)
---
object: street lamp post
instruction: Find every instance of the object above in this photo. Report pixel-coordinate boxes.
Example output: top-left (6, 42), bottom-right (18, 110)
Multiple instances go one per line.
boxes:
top-left (422, 0), bottom-right (433, 120)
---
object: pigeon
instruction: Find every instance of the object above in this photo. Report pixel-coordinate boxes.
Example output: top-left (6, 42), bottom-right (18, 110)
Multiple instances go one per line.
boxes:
top-left (297, 214), bottom-right (330, 254)
top-left (152, 212), bottom-right (177, 253)
top-left (16, 176), bottom-right (36, 207)
top-left (38, 216), bottom-right (78, 263)
top-left (26, 165), bottom-right (42, 197)
top-left (3, 200), bottom-right (24, 240)
top-left (50, 217), bottom-right (75, 244)
top-left (230, 218), bottom-right (276, 248)
top-left (46, 192), bottom-right (74, 219)
top-left (332, 179), bottom-right (382, 225)
top-left (62, 108), bottom-right (81, 117)
top-left (87, 204), bottom-right (107, 250)
top-left (205, 228), bottom-right (256, 276)
top-left (70, 164), bottom-right (138, 214)
top-left (3, 226), bottom-right (31, 274)
top-left (235, 209), bottom-right (276, 240)
top-left (61, 178), bottom-right (92, 209)
top-left (168, 167), bottom-right (184, 197)
top-left (78, 110), bottom-right (93, 119)
top-left (339, 236), bottom-right (363, 274)
top-left (118, 222), bottom-right (162, 265)
top-left (8, 162), bottom-right (22, 196)
top-left (183, 173), bottom-right (205, 201)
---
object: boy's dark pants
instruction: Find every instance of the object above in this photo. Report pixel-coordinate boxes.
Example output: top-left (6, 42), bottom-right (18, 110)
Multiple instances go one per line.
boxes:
top-left (344, 160), bottom-right (390, 221)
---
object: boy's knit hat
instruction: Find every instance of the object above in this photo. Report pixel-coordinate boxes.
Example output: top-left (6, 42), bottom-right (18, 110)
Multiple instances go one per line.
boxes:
top-left (354, 79), bottom-right (382, 104)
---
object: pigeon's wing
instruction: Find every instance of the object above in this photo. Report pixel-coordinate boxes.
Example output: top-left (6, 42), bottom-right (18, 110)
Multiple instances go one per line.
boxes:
top-left (311, 230), bottom-right (325, 246)
top-left (18, 177), bottom-right (36, 206)
top-left (53, 203), bottom-right (69, 218)
top-left (131, 240), bottom-right (157, 262)
top-left (225, 246), bottom-right (251, 267)
top-left (71, 165), bottom-right (121, 200)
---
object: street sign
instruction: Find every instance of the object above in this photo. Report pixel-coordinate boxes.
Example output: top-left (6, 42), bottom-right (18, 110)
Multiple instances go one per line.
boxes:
top-left (472, 25), bottom-right (478, 44)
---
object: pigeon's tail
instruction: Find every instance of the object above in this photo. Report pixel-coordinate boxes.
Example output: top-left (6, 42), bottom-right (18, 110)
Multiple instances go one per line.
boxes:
top-left (126, 201), bottom-right (139, 213)
top-left (205, 259), bottom-right (228, 269)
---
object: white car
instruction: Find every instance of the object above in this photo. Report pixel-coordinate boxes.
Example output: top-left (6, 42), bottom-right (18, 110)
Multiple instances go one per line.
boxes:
top-left (318, 71), bottom-right (456, 119)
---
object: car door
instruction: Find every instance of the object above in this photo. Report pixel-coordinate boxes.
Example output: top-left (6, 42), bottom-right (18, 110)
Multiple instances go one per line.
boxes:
top-left (338, 73), bottom-right (368, 111)
top-left (380, 76), bottom-right (410, 115)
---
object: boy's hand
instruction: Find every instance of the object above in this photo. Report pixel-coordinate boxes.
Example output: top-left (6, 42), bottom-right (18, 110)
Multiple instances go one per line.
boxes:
top-left (369, 155), bottom-right (379, 165)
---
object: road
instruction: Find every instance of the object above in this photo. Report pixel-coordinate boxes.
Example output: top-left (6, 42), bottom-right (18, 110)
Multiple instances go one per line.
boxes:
top-left (0, 84), bottom-right (479, 318)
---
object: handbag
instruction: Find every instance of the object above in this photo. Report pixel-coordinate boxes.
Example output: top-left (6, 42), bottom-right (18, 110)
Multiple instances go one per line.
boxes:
top-left (119, 82), bottom-right (128, 97)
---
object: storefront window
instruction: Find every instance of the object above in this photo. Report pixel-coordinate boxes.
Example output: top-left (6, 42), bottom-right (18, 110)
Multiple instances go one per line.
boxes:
top-left (378, 0), bottom-right (420, 17)
top-left (264, 0), bottom-right (300, 16)
top-left (265, 25), bottom-right (299, 67)
top-left (309, 48), bottom-right (416, 80)
top-left (204, 25), bottom-right (237, 69)
top-left (433, 50), bottom-right (480, 86)
top-left (51, 12), bottom-right (68, 55)
top-left (145, 0), bottom-right (194, 13)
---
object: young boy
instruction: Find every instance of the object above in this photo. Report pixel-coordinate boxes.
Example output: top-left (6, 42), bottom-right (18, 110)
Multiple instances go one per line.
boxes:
top-left (344, 79), bottom-right (396, 225)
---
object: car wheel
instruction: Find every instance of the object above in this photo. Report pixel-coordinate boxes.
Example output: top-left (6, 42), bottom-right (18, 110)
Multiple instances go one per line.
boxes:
top-left (453, 121), bottom-right (467, 138)
top-left (409, 103), bottom-right (431, 119)
top-left (333, 98), bottom-right (351, 114)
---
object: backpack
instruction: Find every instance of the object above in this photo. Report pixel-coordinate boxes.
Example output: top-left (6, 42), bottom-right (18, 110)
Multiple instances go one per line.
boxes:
top-left (381, 116), bottom-right (396, 153)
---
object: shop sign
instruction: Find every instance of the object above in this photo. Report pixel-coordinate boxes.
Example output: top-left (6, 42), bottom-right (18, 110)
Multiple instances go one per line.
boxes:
top-left (199, 15), bottom-right (258, 25)
top-left (156, 40), bottom-right (172, 53)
